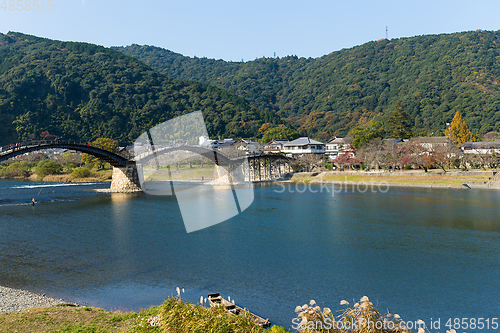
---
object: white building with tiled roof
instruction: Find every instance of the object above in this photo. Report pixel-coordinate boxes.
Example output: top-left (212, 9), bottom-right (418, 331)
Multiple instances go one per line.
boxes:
top-left (282, 137), bottom-right (325, 155)
top-left (263, 139), bottom-right (289, 154)
top-left (325, 137), bottom-right (352, 160)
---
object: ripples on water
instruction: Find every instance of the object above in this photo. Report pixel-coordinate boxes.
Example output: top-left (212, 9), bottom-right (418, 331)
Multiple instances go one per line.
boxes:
top-left (0, 180), bottom-right (499, 330)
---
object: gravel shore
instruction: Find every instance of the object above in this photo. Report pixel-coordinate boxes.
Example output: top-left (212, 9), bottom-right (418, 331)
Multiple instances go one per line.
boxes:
top-left (0, 286), bottom-right (66, 313)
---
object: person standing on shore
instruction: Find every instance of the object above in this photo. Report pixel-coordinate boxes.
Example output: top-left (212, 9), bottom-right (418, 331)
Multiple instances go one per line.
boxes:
top-left (31, 198), bottom-right (35, 206)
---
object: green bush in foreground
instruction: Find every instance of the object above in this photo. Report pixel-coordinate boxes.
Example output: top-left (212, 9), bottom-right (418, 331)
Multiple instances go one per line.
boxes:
top-left (158, 298), bottom-right (281, 333)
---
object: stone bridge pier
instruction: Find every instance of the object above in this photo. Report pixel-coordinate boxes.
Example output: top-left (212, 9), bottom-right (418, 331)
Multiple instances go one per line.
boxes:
top-left (110, 162), bottom-right (142, 192)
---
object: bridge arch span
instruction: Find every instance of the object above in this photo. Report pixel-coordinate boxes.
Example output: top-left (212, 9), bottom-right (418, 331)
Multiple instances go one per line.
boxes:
top-left (0, 141), bottom-right (130, 167)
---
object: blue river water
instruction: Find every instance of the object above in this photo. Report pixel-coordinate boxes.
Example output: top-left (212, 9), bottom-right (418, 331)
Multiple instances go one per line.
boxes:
top-left (0, 179), bottom-right (499, 331)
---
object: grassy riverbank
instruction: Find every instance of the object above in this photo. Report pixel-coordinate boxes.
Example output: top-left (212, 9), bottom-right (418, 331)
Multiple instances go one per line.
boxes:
top-left (0, 299), bottom-right (289, 333)
top-left (0, 304), bottom-right (160, 333)
top-left (290, 169), bottom-right (498, 187)
top-left (0, 296), bottom-right (423, 333)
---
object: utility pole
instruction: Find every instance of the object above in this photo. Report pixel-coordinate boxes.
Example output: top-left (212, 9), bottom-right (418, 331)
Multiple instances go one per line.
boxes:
top-left (386, 26), bottom-right (388, 39)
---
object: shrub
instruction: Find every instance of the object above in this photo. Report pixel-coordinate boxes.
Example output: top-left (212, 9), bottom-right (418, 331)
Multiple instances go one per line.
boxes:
top-left (159, 298), bottom-right (266, 333)
top-left (71, 167), bottom-right (92, 179)
top-left (404, 164), bottom-right (411, 170)
top-left (5, 161), bottom-right (31, 178)
top-left (36, 160), bottom-right (63, 178)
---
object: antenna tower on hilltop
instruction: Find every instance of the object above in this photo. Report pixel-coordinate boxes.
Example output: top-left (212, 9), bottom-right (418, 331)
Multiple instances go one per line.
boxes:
top-left (386, 26), bottom-right (388, 39)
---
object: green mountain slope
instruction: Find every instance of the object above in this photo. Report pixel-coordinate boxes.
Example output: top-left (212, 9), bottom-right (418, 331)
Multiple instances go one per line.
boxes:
top-left (115, 30), bottom-right (500, 140)
top-left (0, 32), bottom-right (283, 146)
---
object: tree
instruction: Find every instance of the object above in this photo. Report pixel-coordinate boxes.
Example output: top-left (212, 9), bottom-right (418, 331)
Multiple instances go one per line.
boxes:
top-left (5, 161), bottom-right (31, 178)
top-left (82, 138), bottom-right (119, 169)
top-left (260, 126), bottom-right (300, 143)
top-left (357, 139), bottom-right (405, 171)
top-left (40, 131), bottom-right (56, 140)
top-left (335, 147), bottom-right (357, 170)
top-left (350, 120), bottom-right (385, 149)
top-left (428, 144), bottom-right (461, 172)
top-left (399, 141), bottom-right (431, 172)
top-left (445, 111), bottom-right (474, 144)
top-left (36, 160), bottom-right (63, 178)
top-left (387, 101), bottom-right (413, 139)
top-left (258, 123), bottom-right (272, 134)
top-left (297, 154), bottom-right (323, 172)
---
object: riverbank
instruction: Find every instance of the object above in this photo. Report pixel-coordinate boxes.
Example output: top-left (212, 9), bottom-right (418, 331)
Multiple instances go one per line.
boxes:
top-left (0, 286), bottom-right (67, 313)
top-left (0, 170), bottom-right (112, 183)
top-left (0, 291), bottom-right (287, 332)
top-left (287, 169), bottom-right (500, 189)
top-left (0, 292), bottom-right (422, 333)
top-left (0, 294), bottom-right (161, 332)
top-left (31, 172), bottom-right (112, 183)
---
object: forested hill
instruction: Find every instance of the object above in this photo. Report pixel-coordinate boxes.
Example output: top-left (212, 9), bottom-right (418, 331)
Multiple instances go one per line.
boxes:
top-left (0, 32), bottom-right (283, 146)
top-left (115, 30), bottom-right (500, 140)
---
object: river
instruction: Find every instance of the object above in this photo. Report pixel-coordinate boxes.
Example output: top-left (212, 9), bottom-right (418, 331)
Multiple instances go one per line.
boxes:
top-left (0, 180), bottom-right (499, 331)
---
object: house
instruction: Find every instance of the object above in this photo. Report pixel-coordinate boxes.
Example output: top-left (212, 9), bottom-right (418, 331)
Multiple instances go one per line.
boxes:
top-left (282, 137), bottom-right (325, 156)
top-left (263, 139), bottom-right (289, 154)
top-left (239, 139), bottom-right (262, 155)
top-left (199, 136), bottom-right (235, 149)
top-left (410, 137), bottom-right (451, 150)
top-left (325, 137), bottom-right (352, 160)
top-left (216, 138), bottom-right (236, 149)
top-left (461, 141), bottom-right (500, 155)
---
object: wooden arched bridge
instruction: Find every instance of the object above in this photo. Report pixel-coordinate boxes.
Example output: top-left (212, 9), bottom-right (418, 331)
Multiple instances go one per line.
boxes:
top-left (0, 140), bottom-right (130, 167)
top-left (0, 140), bottom-right (293, 191)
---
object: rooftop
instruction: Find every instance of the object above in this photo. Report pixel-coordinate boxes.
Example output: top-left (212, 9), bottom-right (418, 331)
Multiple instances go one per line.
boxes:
top-left (327, 137), bottom-right (352, 144)
top-left (461, 141), bottom-right (500, 148)
top-left (283, 137), bottom-right (325, 146)
top-left (410, 136), bottom-right (451, 143)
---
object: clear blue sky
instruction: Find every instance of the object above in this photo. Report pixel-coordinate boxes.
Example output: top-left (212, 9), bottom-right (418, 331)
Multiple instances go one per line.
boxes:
top-left (1, 0), bottom-right (499, 62)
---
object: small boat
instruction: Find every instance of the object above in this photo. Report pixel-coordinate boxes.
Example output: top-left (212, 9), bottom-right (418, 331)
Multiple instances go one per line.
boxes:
top-left (207, 293), bottom-right (270, 328)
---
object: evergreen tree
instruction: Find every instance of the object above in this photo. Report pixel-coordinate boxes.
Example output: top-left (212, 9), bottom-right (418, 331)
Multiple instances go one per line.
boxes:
top-left (387, 101), bottom-right (413, 139)
top-left (445, 111), bottom-right (474, 144)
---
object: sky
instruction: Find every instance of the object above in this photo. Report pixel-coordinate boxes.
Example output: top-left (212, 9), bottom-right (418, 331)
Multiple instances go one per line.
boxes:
top-left (1, 0), bottom-right (500, 62)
